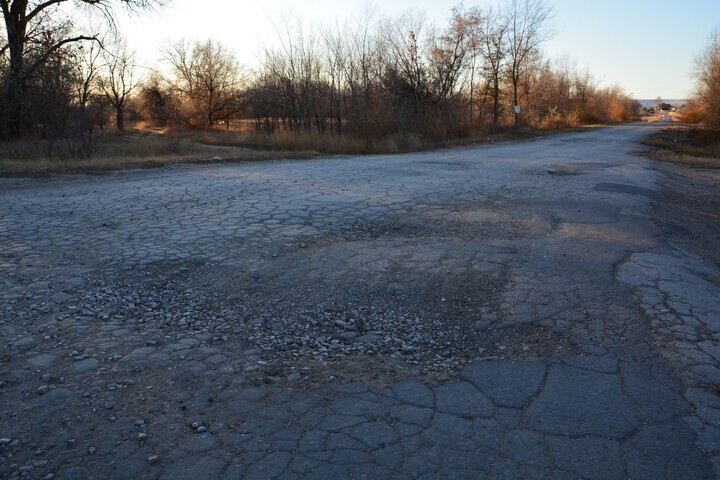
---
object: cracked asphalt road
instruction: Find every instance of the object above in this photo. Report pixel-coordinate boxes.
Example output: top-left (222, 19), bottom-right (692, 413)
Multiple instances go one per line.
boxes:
top-left (1, 123), bottom-right (719, 479)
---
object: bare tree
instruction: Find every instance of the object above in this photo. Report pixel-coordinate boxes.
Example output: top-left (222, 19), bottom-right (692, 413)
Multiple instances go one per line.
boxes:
top-left (4, 15), bottom-right (98, 143)
top-left (384, 11), bottom-right (428, 98)
top-left (428, 5), bottom-right (480, 104)
top-left (260, 12), bottom-right (325, 133)
top-left (98, 38), bottom-right (141, 130)
top-left (0, 31), bottom-right (8, 123)
top-left (163, 38), bottom-right (244, 128)
top-left (137, 72), bottom-right (175, 126)
top-left (505, 0), bottom-right (552, 126)
top-left (381, 11), bottom-right (431, 133)
top-left (695, 28), bottom-right (720, 129)
top-left (321, 6), bottom-right (384, 135)
top-left (572, 65), bottom-right (595, 121)
top-left (75, 38), bottom-right (103, 108)
top-left (0, 0), bottom-right (165, 138)
top-left (71, 32), bottom-right (113, 130)
top-left (320, 21), bottom-right (345, 135)
top-left (425, 5), bottom-right (482, 136)
top-left (478, 7), bottom-right (507, 125)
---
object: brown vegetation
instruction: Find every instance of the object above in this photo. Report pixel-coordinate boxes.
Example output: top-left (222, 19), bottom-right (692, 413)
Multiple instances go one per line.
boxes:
top-left (1, 0), bottom-right (640, 163)
top-left (0, 122), bottom-right (583, 176)
top-left (693, 28), bottom-right (720, 129)
top-left (642, 126), bottom-right (720, 168)
top-left (678, 27), bottom-right (720, 131)
top-left (0, 129), bottom-right (305, 175)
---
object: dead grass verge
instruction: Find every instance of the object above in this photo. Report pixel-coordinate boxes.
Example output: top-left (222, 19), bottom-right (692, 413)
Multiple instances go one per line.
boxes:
top-left (0, 131), bottom-right (311, 176)
top-left (174, 126), bottom-right (586, 155)
top-left (1, 125), bottom-right (589, 177)
top-left (642, 125), bottom-right (720, 169)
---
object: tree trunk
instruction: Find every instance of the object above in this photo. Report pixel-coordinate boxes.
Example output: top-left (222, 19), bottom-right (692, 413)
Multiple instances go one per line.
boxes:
top-left (4, 64), bottom-right (26, 139)
top-left (513, 75), bottom-right (520, 127)
top-left (116, 104), bottom-right (124, 130)
top-left (492, 77), bottom-right (501, 124)
top-left (3, 2), bottom-right (28, 138)
top-left (468, 59), bottom-right (475, 128)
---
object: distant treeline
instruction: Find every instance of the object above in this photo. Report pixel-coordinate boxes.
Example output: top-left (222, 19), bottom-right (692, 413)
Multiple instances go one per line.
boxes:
top-left (1, 0), bottom-right (643, 148)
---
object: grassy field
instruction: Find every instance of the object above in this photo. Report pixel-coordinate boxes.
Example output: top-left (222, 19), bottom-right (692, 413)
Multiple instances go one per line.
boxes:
top-left (0, 129), bottom-right (321, 176)
top-left (0, 126), bottom-right (583, 176)
top-left (642, 125), bottom-right (720, 168)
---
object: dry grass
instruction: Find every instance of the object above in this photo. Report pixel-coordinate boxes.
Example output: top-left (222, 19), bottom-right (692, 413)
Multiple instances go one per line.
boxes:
top-left (0, 130), bottom-right (308, 176)
top-left (171, 129), bottom-right (429, 155)
top-left (193, 126), bottom-right (584, 155)
top-left (642, 125), bottom-right (720, 169)
top-left (436, 126), bottom-right (589, 147)
top-left (1, 125), bottom-right (586, 176)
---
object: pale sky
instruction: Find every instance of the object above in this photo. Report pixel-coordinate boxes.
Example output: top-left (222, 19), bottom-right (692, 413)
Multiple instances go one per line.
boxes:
top-left (113, 0), bottom-right (720, 99)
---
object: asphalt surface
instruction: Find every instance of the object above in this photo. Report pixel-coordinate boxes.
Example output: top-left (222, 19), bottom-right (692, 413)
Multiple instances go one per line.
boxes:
top-left (1, 123), bottom-right (719, 479)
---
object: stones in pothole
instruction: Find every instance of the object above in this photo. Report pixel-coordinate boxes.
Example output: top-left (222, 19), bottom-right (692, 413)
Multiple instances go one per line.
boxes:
top-left (190, 422), bottom-right (205, 431)
top-left (75, 358), bottom-right (99, 373)
top-left (28, 354), bottom-right (58, 368)
top-left (206, 354), bottom-right (227, 364)
top-left (184, 361), bottom-right (206, 374)
top-left (354, 334), bottom-right (382, 344)
top-left (473, 314), bottom-right (497, 332)
top-left (13, 337), bottom-right (35, 351)
top-left (120, 347), bottom-right (156, 362)
top-left (335, 331), bottom-right (357, 341)
top-left (51, 292), bottom-right (73, 304)
top-left (37, 388), bottom-right (72, 405)
top-left (44, 269), bottom-right (514, 380)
